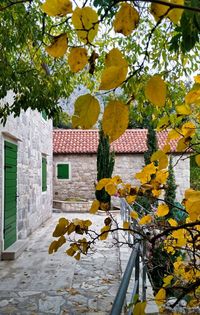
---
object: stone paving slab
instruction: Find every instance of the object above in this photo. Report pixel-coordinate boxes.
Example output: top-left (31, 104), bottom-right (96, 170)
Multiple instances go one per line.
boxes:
top-left (0, 213), bottom-right (121, 315)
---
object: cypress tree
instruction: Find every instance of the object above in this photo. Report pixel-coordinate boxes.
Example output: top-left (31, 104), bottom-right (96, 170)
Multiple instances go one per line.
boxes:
top-left (136, 124), bottom-right (158, 213)
top-left (95, 128), bottom-right (115, 209)
top-left (144, 125), bottom-right (158, 165)
top-left (164, 155), bottom-right (177, 210)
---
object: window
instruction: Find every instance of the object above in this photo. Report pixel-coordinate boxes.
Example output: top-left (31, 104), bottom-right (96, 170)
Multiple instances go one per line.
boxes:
top-left (42, 156), bottom-right (47, 191)
top-left (41, 110), bottom-right (47, 120)
top-left (57, 163), bottom-right (70, 180)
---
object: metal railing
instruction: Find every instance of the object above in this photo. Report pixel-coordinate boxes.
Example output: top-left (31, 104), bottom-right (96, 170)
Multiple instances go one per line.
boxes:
top-left (110, 199), bottom-right (147, 315)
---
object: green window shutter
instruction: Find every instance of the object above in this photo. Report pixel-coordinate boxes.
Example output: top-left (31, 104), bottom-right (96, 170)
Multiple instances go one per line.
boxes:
top-left (42, 110), bottom-right (47, 120)
top-left (42, 157), bottom-right (47, 191)
top-left (57, 164), bottom-right (70, 179)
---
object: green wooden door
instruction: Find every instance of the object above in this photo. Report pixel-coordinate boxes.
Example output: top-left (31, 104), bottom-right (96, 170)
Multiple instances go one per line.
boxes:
top-left (4, 141), bottom-right (17, 249)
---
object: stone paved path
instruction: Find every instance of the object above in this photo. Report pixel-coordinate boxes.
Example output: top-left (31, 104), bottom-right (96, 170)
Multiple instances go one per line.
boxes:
top-left (0, 213), bottom-right (122, 315)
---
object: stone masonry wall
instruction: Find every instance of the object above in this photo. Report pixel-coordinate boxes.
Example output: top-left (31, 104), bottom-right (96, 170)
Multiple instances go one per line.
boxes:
top-left (53, 153), bottom-right (190, 203)
top-left (172, 154), bottom-right (190, 201)
top-left (53, 154), bottom-right (97, 201)
top-left (0, 101), bottom-right (52, 254)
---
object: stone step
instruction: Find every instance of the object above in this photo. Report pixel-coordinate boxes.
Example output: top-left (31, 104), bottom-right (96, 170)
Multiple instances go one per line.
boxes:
top-left (1, 240), bottom-right (27, 260)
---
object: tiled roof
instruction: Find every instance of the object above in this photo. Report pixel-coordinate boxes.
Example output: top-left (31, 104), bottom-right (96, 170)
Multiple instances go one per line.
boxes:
top-left (53, 129), bottom-right (181, 154)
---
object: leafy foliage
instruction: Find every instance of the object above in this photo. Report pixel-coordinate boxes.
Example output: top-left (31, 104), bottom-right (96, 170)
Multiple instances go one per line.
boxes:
top-left (1, 0), bottom-right (200, 310)
top-left (164, 155), bottom-right (177, 210)
top-left (95, 128), bottom-right (115, 209)
top-left (190, 155), bottom-right (200, 190)
top-left (144, 125), bottom-right (158, 165)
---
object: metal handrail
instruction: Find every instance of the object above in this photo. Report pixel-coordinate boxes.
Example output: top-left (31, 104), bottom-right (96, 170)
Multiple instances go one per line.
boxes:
top-left (110, 198), bottom-right (147, 315)
top-left (110, 243), bottom-right (140, 315)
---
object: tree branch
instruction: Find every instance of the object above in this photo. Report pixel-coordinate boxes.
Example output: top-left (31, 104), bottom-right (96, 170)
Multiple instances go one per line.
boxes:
top-left (150, 221), bottom-right (200, 244)
top-left (170, 278), bottom-right (200, 307)
top-left (0, 0), bottom-right (32, 11)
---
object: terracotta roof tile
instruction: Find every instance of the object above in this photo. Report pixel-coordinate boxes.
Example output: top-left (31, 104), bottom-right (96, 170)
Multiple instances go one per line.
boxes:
top-left (53, 129), bottom-right (182, 154)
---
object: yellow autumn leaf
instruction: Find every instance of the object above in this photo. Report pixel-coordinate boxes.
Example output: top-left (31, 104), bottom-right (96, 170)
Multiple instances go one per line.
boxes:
top-left (156, 204), bottom-right (169, 217)
top-left (105, 182), bottom-right (117, 196)
top-left (158, 154), bottom-right (168, 170)
top-left (152, 189), bottom-right (161, 197)
top-left (99, 65), bottom-right (128, 90)
top-left (112, 175), bottom-right (123, 185)
top-left (168, 0), bottom-right (184, 24)
top-left (45, 33), bottom-right (68, 58)
top-left (71, 243), bottom-right (79, 251)
top-left (167, 129), bottom-right (181, 142)
top-left (49, 240), bottom-right (58, 254)
top-left (176, 104), bottom-right (192, 115)
top-left (150, 0), bottom-right (169, 22)
top-left (96, 178), bottom-right (110, 190)
top-left (172, 229), bottom-right (187, 247)
top-left (135, 163), bottom-right (157, 184)
top-left (113, 3), bottom-right (139, 36)
top-left (151, 149), bottom-right (168, 170)
top-left (163, 275), bottom-right (173, 287)
top-left (99, 48), bottom-right (128, 90)
top-left (133, 301), bottom-right (147, 315)
top-left (104, 48), bottom-right (128, 68)
top-left (155, 288), bottom-right (166, 306)
top-left (139, 214), bottom-right (152, 225)
top-left (49, 235), bottom-right (66, 254)
top-left (100, 226), bottom-right (110, 240)
top-left (57, 235), bottom-right (66, 247)
top-left (102, 100), bottom-right (129, 143)
top-left (143, 162), bottom-right (157, 175)
top-left (145, 75), bottom-right (167, 107)
top-left (41, 0), bottom-right (72, 17)
top-left (126, 195), bottom-right (137, 204)
top-left (177, 138), bottom-right (188, 152)
top-left (162, 144), bottom-right (171, 153)
top-left (72, 7), bottom-right (99, 44)
top-left (195, 155), bottom-right (200, 166)
top-left (185, 88), bottom-right (200, 105)
top-left (155, 170), bottom-right (168, 184)
top-left (66, 222), bottom-right (75, 235)
top-left (151, 150), bottom-right (165, 162)
top-left (52, 217), bottom-right (69, 237)
top-left (66, 246), bottom-right (76, 257)
top-left (185, 189), bottom-right (200, 221)
top-left (123, 221), bottom-right (130, 229)
top-left (168, 218), bottom-right (178, 226)
top-left (100, 201), bottom-right (110, 211)
top-left (89, 200), bottom-right (100, 214)
top-left (181, 121), bottom-right (196, 138)
top-left (74, 252), bottom-right (81, 261)
top-left (157, 115), bottom-right (170, 130)
top-left (68, 47), bottom-right (88, 73)
top-left (194, 75), bottom-right (200, 84)
top-left (72, 94), bottom-right (100, 129)
top-left (84, 219), bottom-right (92, 227)
top-left (72, 218), bottom-right (83, 227)
top-left (130, 210), bottom-right (138, 220)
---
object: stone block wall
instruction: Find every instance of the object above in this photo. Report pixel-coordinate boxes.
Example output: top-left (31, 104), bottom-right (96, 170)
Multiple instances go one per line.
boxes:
top-left (53, 154), bottom-right (97, 201)
top-left (172, 154), bottom-right (190, 201)
top-left (53, 153), bottom-right (190, 204)
top-left (0, 100), bottom-right (52, 254)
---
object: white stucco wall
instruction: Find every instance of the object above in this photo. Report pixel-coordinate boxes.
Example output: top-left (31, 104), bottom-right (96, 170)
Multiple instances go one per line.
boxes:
top-left (0, 102), bottom-right (52, 254)
top-left (53, 153), bottom-right (190, 203)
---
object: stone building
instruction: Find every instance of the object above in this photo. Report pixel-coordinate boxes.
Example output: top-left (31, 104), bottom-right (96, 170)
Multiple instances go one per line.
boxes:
top-left (0, 93), bottom-right (52, 259)
top-left (53, 129), bottom-right (190, 203)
